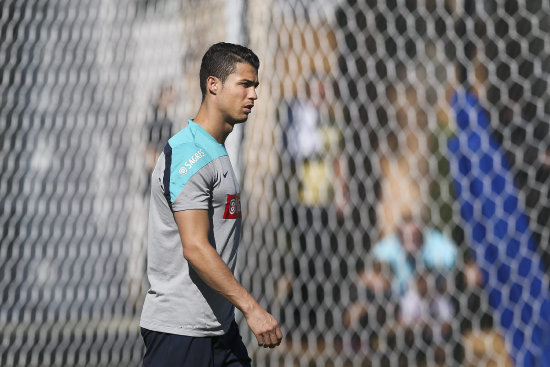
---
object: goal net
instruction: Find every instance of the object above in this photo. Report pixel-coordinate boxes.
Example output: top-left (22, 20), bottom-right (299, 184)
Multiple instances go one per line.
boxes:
top-left (1, 0), bottom-right (549, 366)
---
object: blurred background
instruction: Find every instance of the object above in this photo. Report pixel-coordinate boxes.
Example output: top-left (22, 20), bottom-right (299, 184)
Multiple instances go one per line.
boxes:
top-left (1, 0), bottom-right (549, 366)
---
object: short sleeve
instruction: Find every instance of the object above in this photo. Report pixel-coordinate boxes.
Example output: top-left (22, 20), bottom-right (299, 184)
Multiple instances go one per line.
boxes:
top-left (172, 162), bottom-right (216, 212)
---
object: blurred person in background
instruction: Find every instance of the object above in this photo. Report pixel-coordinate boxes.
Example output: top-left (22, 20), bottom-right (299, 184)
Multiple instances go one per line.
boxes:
top-left (276, 73), bottom-right (349, 339)
top-left (371, 215), bottom-right (457, 295)
top-left (144, 82), bottom-right (177, 195)
top-left (280, 74), bottom-right (349, 221)
top-left (145, 82), bottom-right (176, 175)
top-left (342, 257), bottom-right (393, 340)
top-left (140, 42), bottom-right (282, 367)
top-left (398, 271), bottom-right (456, 365)
top-left (371, 216), bottom-right (458, 366)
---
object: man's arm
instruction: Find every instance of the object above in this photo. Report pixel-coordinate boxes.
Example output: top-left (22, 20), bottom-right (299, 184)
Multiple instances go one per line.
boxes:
top-left (174, 209), bottom-right (283, 348)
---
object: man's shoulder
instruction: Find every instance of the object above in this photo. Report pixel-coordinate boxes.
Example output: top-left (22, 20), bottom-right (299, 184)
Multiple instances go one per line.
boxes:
top-left (372, 234), bottom-right (402, 260)
top-left (421, 228), bottom-right (457, 269)
top-left (423, 229), bottom-right (457, 250)
top-left (167, 124), bottom-right (195, 149)
top-left (168, 123), bottom-right (226, 160)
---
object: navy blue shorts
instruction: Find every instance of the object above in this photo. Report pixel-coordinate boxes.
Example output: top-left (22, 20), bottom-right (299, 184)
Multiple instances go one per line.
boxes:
top-left (141, 321), bottom-right (251, 367)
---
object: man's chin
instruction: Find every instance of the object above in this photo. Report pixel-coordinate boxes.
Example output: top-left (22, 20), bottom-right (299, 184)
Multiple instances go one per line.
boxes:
top-left (232, 116), bottom-right (249, 124)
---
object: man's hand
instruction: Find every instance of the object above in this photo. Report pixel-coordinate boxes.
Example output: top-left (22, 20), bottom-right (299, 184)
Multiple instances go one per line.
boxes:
top-left (244, 305), bottom-right (283, 348)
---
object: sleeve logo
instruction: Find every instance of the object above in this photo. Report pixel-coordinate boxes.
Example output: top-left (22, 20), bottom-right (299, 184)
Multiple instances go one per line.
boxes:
top-left (179, 149), bottom-right (205, 175)
top-left (223, 194), bottom-right (242, 219)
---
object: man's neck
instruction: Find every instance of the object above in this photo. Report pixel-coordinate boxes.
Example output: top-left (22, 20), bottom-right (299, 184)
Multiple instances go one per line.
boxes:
top-left (193, 104), bottom-right (233, 144)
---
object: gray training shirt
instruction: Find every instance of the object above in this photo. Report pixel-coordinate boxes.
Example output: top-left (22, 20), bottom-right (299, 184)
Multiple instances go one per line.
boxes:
top-left (140, 119), bottom-right (242, 337)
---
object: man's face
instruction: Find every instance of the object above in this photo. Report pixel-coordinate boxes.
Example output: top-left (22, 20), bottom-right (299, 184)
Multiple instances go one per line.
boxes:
top-left (399, 222), bottom-right (423, 255)
top-left (217, 62), bottom-right (259, 124)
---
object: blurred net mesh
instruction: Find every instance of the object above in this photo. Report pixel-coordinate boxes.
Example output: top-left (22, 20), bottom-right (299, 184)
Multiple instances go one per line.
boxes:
top-left (1, 0), bottom-right (549, 366)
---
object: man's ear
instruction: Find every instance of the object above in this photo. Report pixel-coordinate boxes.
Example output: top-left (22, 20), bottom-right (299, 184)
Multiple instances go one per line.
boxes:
top-left (207, 76), bottom-right (219, 95)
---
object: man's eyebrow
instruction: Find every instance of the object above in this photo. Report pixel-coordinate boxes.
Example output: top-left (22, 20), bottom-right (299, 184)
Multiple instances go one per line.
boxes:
top-left (240, 78), bottom-right (260, 87)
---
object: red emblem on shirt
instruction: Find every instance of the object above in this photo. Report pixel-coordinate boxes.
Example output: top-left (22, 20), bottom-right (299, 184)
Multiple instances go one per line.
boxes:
top-left (223, 194), bottom-right (241, 219)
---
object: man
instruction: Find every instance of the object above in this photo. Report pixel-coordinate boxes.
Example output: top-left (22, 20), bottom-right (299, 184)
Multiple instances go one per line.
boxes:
top-left (371, 217), bottom-right (457, 295)
top-left (143, 82), bottom-right (176, 196)
top-left (140, 42), bottom-right (282, 367)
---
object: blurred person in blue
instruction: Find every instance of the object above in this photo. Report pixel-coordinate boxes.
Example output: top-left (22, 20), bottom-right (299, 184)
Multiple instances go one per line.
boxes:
top-left (371, 216), bottom-right (458, 366)
top-left (140, 42), bottom-right (282, 367)
top-left (371, 215), bottom-right (457, 296)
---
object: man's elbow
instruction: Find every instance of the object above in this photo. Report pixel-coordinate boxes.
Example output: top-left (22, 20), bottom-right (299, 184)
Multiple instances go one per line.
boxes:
top-left (181, 241), bottom-right (204, 263)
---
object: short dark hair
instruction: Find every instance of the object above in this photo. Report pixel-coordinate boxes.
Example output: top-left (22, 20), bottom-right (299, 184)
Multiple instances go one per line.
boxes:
top-left (199, 42), bottom-right (260, 99)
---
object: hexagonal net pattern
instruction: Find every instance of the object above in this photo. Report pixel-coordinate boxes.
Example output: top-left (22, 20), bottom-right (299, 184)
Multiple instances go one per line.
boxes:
top-left (241, 1), bottom-right (550, 366)
top-left (0, 0), bottom-right (189, 366)
top-left (0, 1), bottom-right (549, 367)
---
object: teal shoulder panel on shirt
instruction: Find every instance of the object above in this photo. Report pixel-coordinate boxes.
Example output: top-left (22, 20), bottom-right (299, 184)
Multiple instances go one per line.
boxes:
top-left (167, 120), bottom-right (228, 203)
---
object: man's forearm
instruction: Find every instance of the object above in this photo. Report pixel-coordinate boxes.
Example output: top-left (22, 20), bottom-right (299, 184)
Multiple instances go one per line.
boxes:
top-left (174, 209), bottom-right (282, 348)
top-left (185, 239), bottom-right (283, 347)
top-left (183, 240), bottom-right (258, 315)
